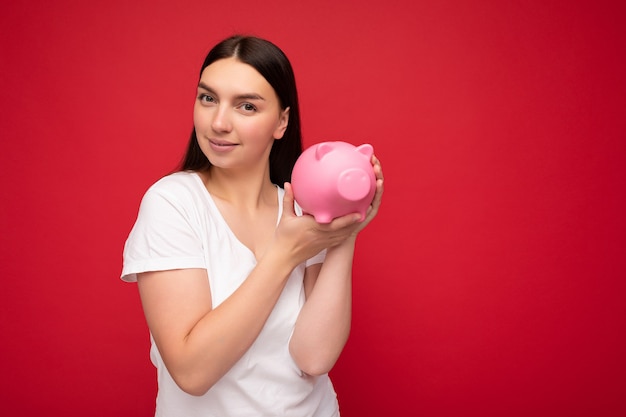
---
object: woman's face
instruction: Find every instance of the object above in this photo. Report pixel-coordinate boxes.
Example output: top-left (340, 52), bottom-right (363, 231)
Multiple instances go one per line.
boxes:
top-left (193, 57), bottom-right (289, 172)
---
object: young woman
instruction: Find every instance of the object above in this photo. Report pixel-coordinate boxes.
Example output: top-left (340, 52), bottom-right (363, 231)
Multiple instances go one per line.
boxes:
top-left (121, 35), bottom-right (384, 417)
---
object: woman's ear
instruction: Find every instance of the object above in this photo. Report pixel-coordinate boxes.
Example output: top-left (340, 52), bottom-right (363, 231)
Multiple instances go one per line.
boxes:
top-left (273, 107), bottom-right (290, 139)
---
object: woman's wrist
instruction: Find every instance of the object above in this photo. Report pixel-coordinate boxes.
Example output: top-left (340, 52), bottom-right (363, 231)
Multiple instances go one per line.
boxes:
top-left (327, 234), bottom-right (357, 255)
top-left (260, 243), bottom-right (302, 278)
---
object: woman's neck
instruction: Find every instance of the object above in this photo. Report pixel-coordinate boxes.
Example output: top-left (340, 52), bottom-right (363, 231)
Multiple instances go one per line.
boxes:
top-left (198, 167), bottom-right (276, 209)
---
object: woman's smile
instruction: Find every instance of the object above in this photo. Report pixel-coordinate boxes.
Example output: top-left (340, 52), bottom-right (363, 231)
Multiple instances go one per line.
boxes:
top-left (208, 139), bottom-right (238, 152)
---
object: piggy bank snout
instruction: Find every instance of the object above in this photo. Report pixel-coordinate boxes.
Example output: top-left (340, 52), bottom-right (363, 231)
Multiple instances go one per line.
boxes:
top-left (337, 168), bottom-right (373, 201)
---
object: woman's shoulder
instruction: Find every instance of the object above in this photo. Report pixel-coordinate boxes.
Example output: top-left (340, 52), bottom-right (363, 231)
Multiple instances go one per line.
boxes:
top-left (139, 171), bottom-right (207, 209)
top-left (146, 171), bottom-right (204, 196)
top-left (131, 171), bottom-right (213, 229)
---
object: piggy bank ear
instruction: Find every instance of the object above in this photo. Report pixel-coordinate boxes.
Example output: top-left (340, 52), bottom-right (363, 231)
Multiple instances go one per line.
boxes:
top-left (315, 142), bottom-right (334, 160)
top-left (356, 144), bottom-right (374, 158)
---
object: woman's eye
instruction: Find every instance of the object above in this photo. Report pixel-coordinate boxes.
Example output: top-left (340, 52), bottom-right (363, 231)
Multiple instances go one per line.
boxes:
top-left (199, 94), bottom-right (215, 104)
top-left (241, 103), bottom-right (256, 112)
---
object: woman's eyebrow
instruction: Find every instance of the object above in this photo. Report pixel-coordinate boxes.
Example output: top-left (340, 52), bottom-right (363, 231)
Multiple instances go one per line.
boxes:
top-left (197, 82), bottom-right (265, 101)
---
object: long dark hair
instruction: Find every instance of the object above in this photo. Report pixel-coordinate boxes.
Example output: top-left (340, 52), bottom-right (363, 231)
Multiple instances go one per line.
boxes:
top-left (179, 35), bottom-right (303, 186)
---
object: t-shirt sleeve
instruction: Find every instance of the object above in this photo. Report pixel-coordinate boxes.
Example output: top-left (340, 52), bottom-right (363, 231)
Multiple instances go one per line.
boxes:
top-left (121, 185), bottom-right (206, 282)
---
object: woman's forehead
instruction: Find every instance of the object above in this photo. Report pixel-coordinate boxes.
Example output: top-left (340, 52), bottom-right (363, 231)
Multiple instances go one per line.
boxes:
top-left (200, 58), bottom-right (266, 88)
top-left (198, 58), bottom-right (279, 104)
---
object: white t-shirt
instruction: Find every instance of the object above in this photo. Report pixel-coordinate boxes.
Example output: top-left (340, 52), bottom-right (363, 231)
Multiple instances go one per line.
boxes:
top-left (121, 171), bottom-right (339, 417)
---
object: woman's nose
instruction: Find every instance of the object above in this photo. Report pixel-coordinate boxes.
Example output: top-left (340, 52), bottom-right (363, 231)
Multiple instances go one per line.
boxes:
top-left (211, 106), bottom-right (232, 133)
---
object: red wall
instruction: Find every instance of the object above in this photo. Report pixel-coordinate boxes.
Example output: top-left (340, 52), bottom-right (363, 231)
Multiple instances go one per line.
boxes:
top-left (1, 1), bottom-right (625, 415)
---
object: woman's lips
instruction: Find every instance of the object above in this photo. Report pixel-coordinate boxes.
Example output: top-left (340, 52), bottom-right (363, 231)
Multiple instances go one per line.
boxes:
top-left (209, 140), bottom-right (237, 152)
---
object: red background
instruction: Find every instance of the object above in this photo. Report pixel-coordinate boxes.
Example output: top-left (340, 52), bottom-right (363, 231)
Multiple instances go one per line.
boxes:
top-left (1, 1), bottom-right (625, 416)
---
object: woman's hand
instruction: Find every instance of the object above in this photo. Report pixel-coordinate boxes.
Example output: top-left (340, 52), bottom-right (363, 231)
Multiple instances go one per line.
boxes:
top-left (271, 182), bottom-right (362, 266)
top-left (274, 154), bottom-right (384, 261)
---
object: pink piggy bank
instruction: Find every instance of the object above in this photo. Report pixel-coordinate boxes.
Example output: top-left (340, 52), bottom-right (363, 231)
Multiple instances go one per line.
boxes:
top-left (291, 141), bottom-right (376, 223)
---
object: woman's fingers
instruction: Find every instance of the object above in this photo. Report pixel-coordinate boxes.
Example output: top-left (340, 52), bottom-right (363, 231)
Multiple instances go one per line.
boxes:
top-left (282, 182), bottom-right (297, 218)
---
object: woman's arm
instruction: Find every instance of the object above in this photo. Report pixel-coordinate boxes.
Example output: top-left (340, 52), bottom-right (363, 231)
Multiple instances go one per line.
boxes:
top-left (137, 181), bottom-right (368, 396)
top-left (289, 155), bottom-right (384, 375)
top-left (137, 248), bottom-right (294, 396)
top-left (289, 237), bottom-right (355, 376)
